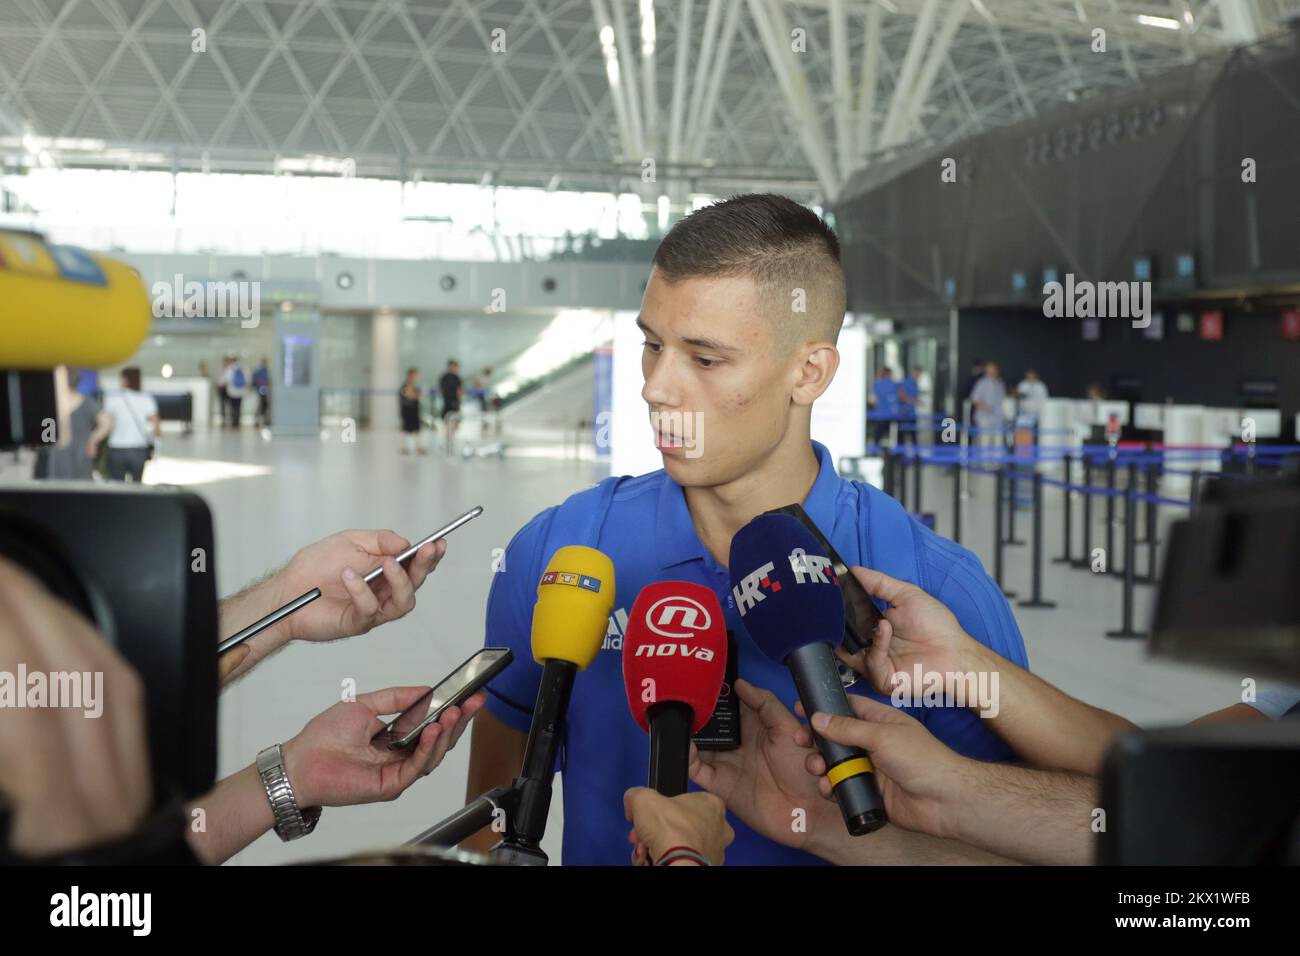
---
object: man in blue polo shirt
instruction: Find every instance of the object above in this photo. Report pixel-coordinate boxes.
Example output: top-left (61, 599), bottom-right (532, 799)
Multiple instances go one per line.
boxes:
top-left (463, 194), bottom-right (1028, 865)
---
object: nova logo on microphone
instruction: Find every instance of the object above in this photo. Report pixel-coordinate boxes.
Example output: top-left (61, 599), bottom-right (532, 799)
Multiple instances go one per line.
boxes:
top-left (634, 595), bottom-right (717, 660)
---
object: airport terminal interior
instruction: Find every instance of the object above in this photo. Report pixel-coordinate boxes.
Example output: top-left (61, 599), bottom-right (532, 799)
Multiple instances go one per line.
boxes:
top-left (1, 0), bottom-right (1298, 872)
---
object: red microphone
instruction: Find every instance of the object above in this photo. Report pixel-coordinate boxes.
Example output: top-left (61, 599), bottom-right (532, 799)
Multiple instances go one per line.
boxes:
top-left (622, 582), bottom-right (727, 796)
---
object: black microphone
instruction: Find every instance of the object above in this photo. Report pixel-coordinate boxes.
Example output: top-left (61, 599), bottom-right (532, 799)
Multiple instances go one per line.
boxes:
top-left (729, 514), bottom-right (887, 836)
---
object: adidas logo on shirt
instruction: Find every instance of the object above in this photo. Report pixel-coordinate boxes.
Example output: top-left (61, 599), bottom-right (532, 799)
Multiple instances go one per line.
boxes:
top-left (601, 606), bottom-right (629, 651)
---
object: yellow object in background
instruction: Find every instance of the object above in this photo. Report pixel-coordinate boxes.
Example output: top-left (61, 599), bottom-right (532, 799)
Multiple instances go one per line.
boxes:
top-left (0, 230), bottom-right (151, 370)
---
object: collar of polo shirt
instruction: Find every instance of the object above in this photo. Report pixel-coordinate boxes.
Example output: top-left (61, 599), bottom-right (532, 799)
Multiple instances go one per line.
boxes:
top-left (654, 440), bottom-right (843, 570)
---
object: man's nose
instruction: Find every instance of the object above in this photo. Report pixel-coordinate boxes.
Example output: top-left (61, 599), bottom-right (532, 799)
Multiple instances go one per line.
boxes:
top-left (641, 353), bottom-right (681, 409)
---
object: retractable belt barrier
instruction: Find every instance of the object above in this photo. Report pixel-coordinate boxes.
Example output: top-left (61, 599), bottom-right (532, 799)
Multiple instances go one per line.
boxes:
top-left (862, 436), bottom-right (1300, 640)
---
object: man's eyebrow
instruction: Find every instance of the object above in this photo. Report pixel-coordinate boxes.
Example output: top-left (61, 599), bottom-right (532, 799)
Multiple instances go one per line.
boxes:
top-left (635, 317), bottom-right (740, 354)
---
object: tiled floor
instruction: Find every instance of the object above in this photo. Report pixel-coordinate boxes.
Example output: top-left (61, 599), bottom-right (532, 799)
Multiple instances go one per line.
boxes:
top-left (2, 429), bottom-right (1247, 864)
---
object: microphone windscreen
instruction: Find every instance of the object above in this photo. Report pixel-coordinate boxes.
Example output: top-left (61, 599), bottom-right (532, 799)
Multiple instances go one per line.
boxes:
top-left (623, 582), bottom-right (727, 734)
top-left (530, 545), bottom-right (615, 670)
top-left (0, 232), bottom-right (151, 369)
top-left (728, 513), bottom-right (845, 663)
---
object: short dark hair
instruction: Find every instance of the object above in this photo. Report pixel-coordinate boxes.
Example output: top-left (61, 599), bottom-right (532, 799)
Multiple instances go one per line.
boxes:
top-left (121, 367), bottom-right (142, 391)
top-left (651, 193), bottom-right (847, 347)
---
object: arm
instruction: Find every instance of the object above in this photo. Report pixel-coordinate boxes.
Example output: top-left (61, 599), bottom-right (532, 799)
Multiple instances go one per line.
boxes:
top-left (812, 821), bottom-right (1020, 866)
top-left (841, 566), bottom-right (1135, 775)
top-left (938, 760), bottom-right (1099, 866)
top-left (962, 640), bottom-right (1136, 775)
top-left (689, 680), bottom-right (1018, 866)
top-left (187, 687), bottom-right (484, 864)
top-left (460, 709), bottom-right (527, 854)
top-left (216, 530), bottom-right (444, 684)
top-left (459, 513), bottom-right (552, 852)
top-left (804, 695), bottom-right (1098, 866)
top-left (86, 409), bottom-right (113, 458)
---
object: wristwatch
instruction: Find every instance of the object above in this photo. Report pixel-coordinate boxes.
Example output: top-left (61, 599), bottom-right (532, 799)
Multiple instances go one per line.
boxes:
top-left (256, 743), bottom-right (322, 842)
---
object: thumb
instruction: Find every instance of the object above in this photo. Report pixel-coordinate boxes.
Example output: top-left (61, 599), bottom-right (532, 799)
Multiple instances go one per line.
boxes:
top-left (624, 786), bottom-right (653, 823)
top-left (809, 709), bottom-right (885, 753)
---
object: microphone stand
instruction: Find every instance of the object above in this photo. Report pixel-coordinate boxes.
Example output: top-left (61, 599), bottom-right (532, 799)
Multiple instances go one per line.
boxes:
top-left (406, 660), bottom-right (578, 865)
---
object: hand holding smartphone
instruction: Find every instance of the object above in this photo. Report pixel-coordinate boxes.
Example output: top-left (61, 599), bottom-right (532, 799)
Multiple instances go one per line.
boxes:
top-left (371, 648), bottom-right (513, 751)
top-left (217, 506), bottom-right (483, 655)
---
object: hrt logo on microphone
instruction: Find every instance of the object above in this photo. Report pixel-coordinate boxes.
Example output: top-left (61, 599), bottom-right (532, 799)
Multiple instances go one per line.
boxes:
top-left (788, 549), bottom-right (838, 585)
top-left (731, 561), bottom-right (779, 616)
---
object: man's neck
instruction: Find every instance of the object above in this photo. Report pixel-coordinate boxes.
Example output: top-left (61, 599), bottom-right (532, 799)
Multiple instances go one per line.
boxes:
top-left (683, 434), bottom-right (821, 566)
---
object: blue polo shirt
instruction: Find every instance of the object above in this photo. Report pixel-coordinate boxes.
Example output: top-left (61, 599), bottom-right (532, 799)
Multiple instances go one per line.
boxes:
top-left (482, 441), bottom-right (1028, 865)
top-left (871, 378), bottom-right (901, 418)
top-left (899, 377), bottom-right (919, 419)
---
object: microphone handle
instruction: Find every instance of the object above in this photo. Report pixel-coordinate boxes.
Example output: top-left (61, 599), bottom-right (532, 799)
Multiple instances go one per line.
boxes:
top-left (647, 701), bottom-right (693, 796)
top-left (511, 658), bottom-right (578, 846)
top-left (786, 642), bottom-right (888, 836)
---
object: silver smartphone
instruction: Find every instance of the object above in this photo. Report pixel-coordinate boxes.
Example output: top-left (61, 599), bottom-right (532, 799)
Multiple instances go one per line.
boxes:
top-left (370, 647), bottom-right (513, 751)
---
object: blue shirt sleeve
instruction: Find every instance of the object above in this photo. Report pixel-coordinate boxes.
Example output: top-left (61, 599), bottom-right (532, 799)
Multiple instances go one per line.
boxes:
top-left (481, 508), bottom-right (556, 733)
top-left (915, 537), bottom-right (1030, 761)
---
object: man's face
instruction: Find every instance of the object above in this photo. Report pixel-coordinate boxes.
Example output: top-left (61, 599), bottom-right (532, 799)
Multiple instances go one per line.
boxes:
top-left (986, 363), bottom-right (999, 379)
top-left (638, 269), bottom-right (802, 488)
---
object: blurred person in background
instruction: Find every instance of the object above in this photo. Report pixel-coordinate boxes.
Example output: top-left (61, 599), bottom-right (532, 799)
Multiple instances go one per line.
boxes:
top-left (399, 367), bottom-right (426, 456)
top-left (971, 361), bottom-right (1007, 448)
top-left (33, 369), bottom-right (112, 481)
top-left (897, 367), bottom-right (919, 445)
top-left (102, 367), bottom-right (158, 483)
top-left (438, 359), bottom-right (463, 456)
top-left (222, 353), bottom-right (249, 429)
top-left (870, 366), bottom-right (900, 445)
top-left (1016, 368), bottom-right (1049, 421)
top-left (253, 357), bottom-right (271, 427)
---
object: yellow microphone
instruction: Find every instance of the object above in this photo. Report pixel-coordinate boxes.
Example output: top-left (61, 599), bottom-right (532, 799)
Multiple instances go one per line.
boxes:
top-left (530, 545), bottom-right (616, 668)
top-left (0, 230), bottom-right (151, 368)
top-left (501, 545), bottom-right (615, 863)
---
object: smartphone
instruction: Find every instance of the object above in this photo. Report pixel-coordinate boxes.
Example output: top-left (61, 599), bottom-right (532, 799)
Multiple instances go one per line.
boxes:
top-left (370, 647), bottom-right (513, 751)
top-left (217, 506), bottom-right (484, 654)
top-left (762, 502), bottom-right (884, 656)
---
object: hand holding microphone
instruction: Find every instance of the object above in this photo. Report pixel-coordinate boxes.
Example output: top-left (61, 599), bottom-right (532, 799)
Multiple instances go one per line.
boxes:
top-left (729, 514), bottom-right (887, 836)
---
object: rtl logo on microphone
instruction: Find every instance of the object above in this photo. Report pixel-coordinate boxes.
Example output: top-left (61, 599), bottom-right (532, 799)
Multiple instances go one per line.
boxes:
top-left (539, 569), bottom-right (603, 592)
top-left (732, 549), bottom-right (838, 615)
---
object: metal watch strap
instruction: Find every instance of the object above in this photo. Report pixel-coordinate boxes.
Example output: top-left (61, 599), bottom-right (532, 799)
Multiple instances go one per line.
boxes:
top-left (256, 743), bottom-right (321, 842)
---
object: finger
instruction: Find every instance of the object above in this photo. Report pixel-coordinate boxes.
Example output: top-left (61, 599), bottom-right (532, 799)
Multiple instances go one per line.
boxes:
top-left (733, 679), bottom-right (798, 732)
top-left (423, 705), bottom-right (462, 770)
top-left (793, 725), bottom-right (813, 749)
top-left (810, 710), bottom-right (886, 752)
top-left (393, 721), bottom-right (443, 793)
top-left (354, 685), bottom-right (432, 717)
top-left (217, 644), bottom-right (252, 686)
top-left (805, 751), bottom-right (828, 777)
top-left (340, 565), bottom-right (382, 619)
top-left (864, 618), bottom-right (897, 692)
top-left (377, 556), bottom-right (416, 618)
top-left (405, 542), bottom-right (439, 592)
top-left (373, 530), bottom-right (411, 557)
top-left (444, 693), bottom-right (485, 750)
top-left (844, 692), bottom-right (913, 725)
top-left (847, 566), bottom-right (915, 607)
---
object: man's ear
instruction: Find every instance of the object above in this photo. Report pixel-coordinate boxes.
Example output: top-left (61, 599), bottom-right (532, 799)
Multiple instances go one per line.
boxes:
top-left (791, 344), bottom-right (839, 407)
